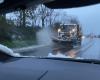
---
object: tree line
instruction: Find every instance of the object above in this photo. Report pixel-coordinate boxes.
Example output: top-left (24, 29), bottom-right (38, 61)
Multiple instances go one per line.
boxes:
top-left (0, 4), bottom-right (80, 42)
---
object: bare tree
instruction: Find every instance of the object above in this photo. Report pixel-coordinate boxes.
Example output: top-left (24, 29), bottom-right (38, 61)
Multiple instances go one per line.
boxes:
top-left (26, 8), bottom-right (39, 27)
top-left (37, 4), bottom-right (54, 28)
top-left (14, 9), bottom-right (33, 27)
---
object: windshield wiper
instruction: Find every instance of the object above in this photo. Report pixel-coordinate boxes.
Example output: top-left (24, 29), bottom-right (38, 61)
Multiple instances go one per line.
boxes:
top-left (39, 57), bottom-right (100, 65)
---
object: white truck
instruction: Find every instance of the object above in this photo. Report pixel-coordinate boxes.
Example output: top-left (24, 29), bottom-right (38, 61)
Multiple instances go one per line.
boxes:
top-left (52, 24), bottom-right (82, 45)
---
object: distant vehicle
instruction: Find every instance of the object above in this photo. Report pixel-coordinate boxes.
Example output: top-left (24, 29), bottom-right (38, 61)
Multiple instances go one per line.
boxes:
top-left (52, 24), bottom-right (82, 45)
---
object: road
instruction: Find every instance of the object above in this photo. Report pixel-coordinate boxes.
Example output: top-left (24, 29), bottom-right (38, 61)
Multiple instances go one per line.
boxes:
top-left (20, 38), bottom-right (100, 60)
top-left (79, 38), bottom-right (100, 59)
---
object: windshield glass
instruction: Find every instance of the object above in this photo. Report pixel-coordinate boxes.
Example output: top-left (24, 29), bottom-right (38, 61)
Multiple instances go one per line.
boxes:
top-left (0, 4), bottom-right (100, 60)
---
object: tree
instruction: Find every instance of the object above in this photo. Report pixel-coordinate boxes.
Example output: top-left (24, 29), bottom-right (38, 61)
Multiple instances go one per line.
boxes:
top-left (0, 15), bottom-right (14, 41)
top-left (37, 4), bottom-right (54, 28)
top-left (15, 10), bottom-right (27, 27)
top-left (13, 8), bottom-right (38, 40)
top-left (25, 8), bottom-right (38, 27)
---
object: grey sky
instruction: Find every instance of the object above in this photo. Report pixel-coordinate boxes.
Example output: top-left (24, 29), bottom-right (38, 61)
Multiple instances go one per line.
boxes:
top-left (63, 4), bottom-right (100, 35)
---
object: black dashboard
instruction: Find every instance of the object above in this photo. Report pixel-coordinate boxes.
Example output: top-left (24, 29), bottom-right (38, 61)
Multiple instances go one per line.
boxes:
top-left (0, 57), bottom-right (100, 80)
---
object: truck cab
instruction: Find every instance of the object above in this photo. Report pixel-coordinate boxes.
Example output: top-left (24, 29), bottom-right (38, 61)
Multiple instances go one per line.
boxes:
top-left (52, 24), bottom-right (82, 45)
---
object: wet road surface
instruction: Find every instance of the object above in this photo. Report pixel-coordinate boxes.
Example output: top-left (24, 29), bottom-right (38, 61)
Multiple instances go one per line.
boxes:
top-left (79, 38), bottom-right (100, 59)
top-left (21, 38), bottom-right (100, 60)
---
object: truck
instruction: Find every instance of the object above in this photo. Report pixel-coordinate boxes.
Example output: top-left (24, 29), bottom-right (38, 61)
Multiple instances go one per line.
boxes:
top-left (52, 24), bottom-right (82, 45)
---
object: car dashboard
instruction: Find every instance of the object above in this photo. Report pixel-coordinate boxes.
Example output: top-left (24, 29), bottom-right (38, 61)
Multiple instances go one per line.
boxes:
top-left (0, 57), bottom-right (100, 80)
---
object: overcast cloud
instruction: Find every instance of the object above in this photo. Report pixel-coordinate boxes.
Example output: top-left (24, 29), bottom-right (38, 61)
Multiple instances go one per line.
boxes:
top-left (63, 4), bottom-right (100, 35)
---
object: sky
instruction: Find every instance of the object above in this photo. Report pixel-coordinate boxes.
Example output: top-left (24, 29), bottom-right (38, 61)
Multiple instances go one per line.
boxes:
top-left (62, 4), bottom-right (100, 35)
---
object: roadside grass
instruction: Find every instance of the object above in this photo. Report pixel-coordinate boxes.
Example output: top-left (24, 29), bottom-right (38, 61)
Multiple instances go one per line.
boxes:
top-left (0, 39), bottom-right (37, 48)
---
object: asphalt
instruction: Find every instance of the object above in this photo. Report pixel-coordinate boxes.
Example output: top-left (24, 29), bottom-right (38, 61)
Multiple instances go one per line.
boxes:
top-left (12, 38), bottom-right (100, 60)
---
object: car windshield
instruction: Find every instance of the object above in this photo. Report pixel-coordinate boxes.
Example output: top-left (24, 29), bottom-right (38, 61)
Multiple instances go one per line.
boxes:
top-left (0, 4), bottom-right (100, 60)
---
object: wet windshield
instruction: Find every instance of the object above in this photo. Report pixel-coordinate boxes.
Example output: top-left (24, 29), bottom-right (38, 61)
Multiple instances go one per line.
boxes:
top-left (0, 4), bottom-right (100, 60)
top-left (60, 25), bottom-right (77, 32)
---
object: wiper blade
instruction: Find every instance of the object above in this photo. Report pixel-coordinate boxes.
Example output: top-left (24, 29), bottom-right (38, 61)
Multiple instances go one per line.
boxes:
top-left (39, 57), bottom-right (100, 64)
top-left (11, 55), bottom-right (100, 65)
